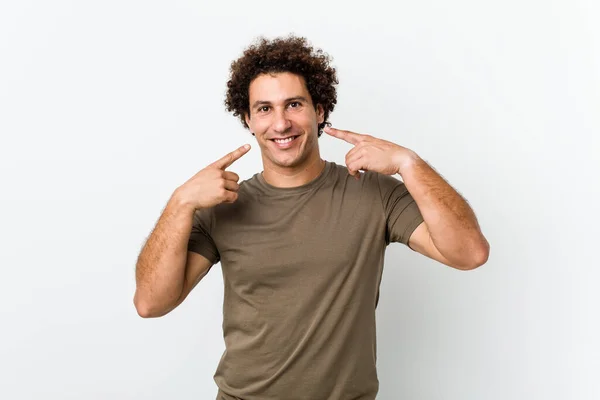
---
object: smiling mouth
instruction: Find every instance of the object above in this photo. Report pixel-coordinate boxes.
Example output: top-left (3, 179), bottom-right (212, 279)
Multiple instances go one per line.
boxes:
top-left (270, 135), bottom-right (299, 144)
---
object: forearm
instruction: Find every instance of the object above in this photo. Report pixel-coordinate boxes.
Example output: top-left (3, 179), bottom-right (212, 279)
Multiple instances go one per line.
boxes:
top-left (134, 191), bottom-right (195, 316)
top-left (399, 153), bottom-right (489, 267)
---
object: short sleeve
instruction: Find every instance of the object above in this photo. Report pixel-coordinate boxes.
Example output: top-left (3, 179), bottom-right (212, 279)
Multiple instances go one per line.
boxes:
top-left (187, 207), bottom-right (220, 264)
top-left (377, 173), bottom-right (424, 246)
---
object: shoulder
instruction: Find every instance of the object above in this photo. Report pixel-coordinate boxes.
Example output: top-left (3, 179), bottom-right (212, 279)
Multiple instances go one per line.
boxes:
top-left (368, 171), bottom-right (406, 197)
top-left (324, 162), bottom-right (407, 207)
top-left (211, 174), bottom-right (258, 220)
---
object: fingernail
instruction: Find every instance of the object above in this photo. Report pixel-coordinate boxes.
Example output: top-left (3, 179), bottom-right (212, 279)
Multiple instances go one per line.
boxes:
top-left (244, 144), bottom-right (250, 150)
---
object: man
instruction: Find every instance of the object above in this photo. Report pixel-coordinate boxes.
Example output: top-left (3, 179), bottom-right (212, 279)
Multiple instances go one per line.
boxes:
top-left (134, 35), bottom-right (489, 400)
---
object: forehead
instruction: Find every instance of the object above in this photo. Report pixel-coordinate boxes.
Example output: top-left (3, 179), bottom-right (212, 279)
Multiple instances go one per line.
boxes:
top-left (248, 72), bottom-right (310, 103)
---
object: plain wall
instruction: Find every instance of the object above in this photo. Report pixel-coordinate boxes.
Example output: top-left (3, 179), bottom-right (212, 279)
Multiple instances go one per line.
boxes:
top-left (1, 0), bottom-right (598, 399)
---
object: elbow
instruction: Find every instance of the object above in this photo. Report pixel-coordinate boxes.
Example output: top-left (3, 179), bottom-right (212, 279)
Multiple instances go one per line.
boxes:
top-left (459, 239), bottom-right (490, 271)
top-left (134, 300), bottom-right (157, 318)
top-left (134, 295), bottom-right (157, 318)
top-left (133, 291), bottom-right (173, 318)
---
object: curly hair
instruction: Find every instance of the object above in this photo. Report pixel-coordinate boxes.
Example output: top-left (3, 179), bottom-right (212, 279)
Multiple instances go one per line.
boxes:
top-left (225, 35), bottom-right (338, 137)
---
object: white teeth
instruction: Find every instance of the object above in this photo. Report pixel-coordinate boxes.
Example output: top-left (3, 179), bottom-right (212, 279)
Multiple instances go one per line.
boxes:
top-left (274, 137), bottom-right (294, 143)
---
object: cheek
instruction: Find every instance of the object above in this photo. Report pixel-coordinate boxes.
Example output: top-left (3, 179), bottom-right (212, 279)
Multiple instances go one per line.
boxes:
top-left (293, 113), bottom-right (314, 131)
top-left (251, 118), bottom-right (270, 135)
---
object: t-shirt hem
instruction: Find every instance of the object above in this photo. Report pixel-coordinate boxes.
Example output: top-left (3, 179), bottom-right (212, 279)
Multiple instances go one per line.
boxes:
top-left (187, 242), bottom-right (219, 264)
top-left (403, 212), bottom-right (425, 250)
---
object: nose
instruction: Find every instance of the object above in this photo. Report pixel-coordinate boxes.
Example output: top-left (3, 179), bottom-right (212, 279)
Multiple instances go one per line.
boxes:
top-left (272, 108), bottom-right (292, 134)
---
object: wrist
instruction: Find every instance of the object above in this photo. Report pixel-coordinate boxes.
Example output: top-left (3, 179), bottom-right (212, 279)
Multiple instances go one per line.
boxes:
top-left (169, 188), bottom-right (197, 214)
top-left (395, 149), bottom-right (421, 176)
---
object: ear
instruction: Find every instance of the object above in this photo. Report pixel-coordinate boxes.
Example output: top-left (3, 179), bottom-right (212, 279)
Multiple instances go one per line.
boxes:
top-left (244, 112), bottom-right (251, 128)
top-left (316, 104), bottom-right (325, 124)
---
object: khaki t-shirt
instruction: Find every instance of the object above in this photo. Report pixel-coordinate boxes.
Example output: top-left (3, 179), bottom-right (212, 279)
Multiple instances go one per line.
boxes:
top-left (187, 160), bottom-right (424, 400)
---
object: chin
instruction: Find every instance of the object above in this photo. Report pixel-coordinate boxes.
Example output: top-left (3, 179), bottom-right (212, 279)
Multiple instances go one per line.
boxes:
top-left (271, 155), bottom-right (304, 168)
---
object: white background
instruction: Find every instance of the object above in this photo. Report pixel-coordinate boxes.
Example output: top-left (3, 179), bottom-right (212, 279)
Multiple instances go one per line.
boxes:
top-left (1, 1), bottom-right (599, 399)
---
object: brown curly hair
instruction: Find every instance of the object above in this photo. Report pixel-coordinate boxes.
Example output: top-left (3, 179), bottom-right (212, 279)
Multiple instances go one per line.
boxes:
top-left (225, 35), bottom-right (338, 137)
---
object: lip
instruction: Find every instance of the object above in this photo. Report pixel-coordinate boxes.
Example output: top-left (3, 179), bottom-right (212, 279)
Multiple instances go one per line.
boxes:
top-left (269, 135), bottom-right (299, 141)
top-left (269, 135), bottom-right (300, 149)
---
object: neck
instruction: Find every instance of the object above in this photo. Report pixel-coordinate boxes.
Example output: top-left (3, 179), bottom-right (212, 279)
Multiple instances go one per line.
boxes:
top-left (261, 154), bottom-right (326, 188)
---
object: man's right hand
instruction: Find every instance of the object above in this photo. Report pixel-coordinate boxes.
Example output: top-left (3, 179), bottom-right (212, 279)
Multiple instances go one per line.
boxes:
top-left (174, 144), bottom-right (251, 210)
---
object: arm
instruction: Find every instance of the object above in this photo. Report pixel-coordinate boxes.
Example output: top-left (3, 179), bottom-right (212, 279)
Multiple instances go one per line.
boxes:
top-left (401, 154), bottom-right (490, 270)
top-left (323, 126), bottom-right (489, 271)
top-left (133, 144), bottom-right (250, 317)
top-left (133, 193), bottom-right (212, 318)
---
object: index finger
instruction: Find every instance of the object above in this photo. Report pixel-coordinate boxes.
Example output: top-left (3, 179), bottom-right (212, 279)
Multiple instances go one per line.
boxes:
top-left (324, 126), bottom-right (363, 145)
top-left (210, 144), bottom-right (251, 170)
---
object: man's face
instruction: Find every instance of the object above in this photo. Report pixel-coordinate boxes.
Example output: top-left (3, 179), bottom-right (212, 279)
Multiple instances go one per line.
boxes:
top-left (245, 72), bottom-right (324, 170)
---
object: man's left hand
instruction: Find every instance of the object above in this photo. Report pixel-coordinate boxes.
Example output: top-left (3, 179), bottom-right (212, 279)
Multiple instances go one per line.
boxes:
top-left (324, 126), bottom-right (418, 178)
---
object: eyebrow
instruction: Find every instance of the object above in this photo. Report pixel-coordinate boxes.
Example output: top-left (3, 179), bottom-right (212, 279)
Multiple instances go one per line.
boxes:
top-left (251, 96), bottom-right (309, 110)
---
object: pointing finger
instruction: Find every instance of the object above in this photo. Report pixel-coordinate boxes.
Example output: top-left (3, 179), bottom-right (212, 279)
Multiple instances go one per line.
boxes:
top-left (324, 126), bottom-right (363, 145)
top-left (211, 144), bottom-right (251, 170)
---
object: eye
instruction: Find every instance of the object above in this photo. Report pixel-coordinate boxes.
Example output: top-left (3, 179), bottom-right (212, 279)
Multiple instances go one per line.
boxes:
top-left (258, 106), bottom-right (270, 113)
top-left (288, 101), bottom-right (301, 108)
